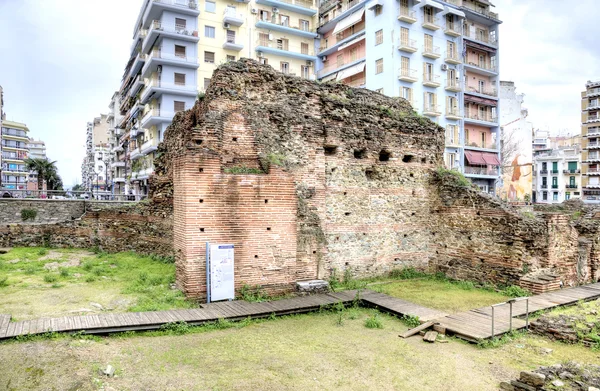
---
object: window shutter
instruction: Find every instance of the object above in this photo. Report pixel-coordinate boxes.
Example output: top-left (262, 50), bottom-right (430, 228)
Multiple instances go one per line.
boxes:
top-left (423, 92), bottom-right (427, 109)
top-left (174, 73), bottom-right (186, 85)
top-left (408, 88), bottom-right (413, 103)
top-left (175, 18), bottom-right (186, 29)
top-left (227, 30), bottom-right (235, 42)
top-left (433, 93), bottom-right (437, 109)
top-left (174, 101), bottom-right (185, 112)
top-left (422, 62), bottom-right (426, 78)
top-left (175, 45), bottom-right (186, 58)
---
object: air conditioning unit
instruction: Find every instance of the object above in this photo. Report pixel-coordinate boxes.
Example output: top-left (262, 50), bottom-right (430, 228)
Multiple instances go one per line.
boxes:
top-left (322, 55), bottom-right (327, 61)
top-left (223, 22), bottom-right (231, 28)
top-left (306, 60), bottom-right (313, 66)
top-left (257, 51), bottom-right (264, 57)
top-left (251, 8), bottom-right (257, 13)
top-left (441, 64), bottom-right (448, 71)
top-left (272, 6), bottom-right (279, 12)
top-left (316, 34), bottom-right (321, 39)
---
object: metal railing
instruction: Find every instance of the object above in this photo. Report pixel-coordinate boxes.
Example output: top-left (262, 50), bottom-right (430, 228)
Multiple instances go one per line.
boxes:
top-left (541, 184), bottom-right (548, 189)
top-left (398, 39), bottom-right (417, 51)
top-left (272, 0), bottom-right (315, 9)
top-left (423, 104), bottom-right (440, 114)
top-left (148, 20), bottom-right (198, 37)
top-left (0, 189), bottom-right (144, 201)
top-left (398, 8), bottom-right (416, 21)
top-left (445, 50), bottom-right (460, 62)
top-left (463, 166), bottom-right (499, 175)
top-left (466, 86), bottom-right (498, 97)
top-left (1, 128), bottom-right (28, 138)
top-left (223, 8), bottom-right (244, 20)
top-left (464, 112), bottom-right (498, 123)
top-left (1, 141), bottom-right (29, 149)
top-left (465, 60), bottom-right (498, 72)
top-left (461, 2), bottom-right (500, 20)
top-left (490, 297), bottom-right (529, 338)
top-left (423, 73), bottom-right (440, 85)
top-left (150, 0), bottom-right (198, 10)
top-left (566, 184), bottom-right (578, 189)
top-left (444, 23), bottom-right (461, 35)
top-left (148, 49), bottom-right (199, 64)
top-left (463, 28), bottom-right (497, 46)
top-left (256, 39), bottom-right (316, 57)
top-left (589, 114), bottom-right (600, 122)
top-left (446, 78), bottom-right (462, 90)
top-left (563, 169), bottom-right (580, 174)
top-left (446, 107), bottom-right (461, 117)
top-left (465, 141), bottom-right (496, 149)
top-left (540, 169), bottom-right (548, 174)
top-left (422, 14), bottom-right (439, 28)
top-left (423, 45), bottom-right (440, 57)
top-left (398, 68), bottom-right (418, 80)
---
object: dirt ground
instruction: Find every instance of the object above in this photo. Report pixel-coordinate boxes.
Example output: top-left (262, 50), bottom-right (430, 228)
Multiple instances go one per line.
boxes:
top-left (1, 309), bottom-right (599, 391)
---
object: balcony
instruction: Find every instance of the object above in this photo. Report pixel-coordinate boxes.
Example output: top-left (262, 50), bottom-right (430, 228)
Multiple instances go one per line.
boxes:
top-left (541, 184), bottom-right (548, 189)
top-left (1, 166), bottom-right (28, 174)
top-left (142, 20), bottom-right (200, 53)
top-left (140, 138), bottom-right (159, 155)
top-left (1, 141), bottom-right (29, 150)
top-left (445, 107), bottom-right (462, 120)
top-left (255, 19), bottom-right (318, 39)
top-left (463, 111), bottom-right (498, 125)
top-left (588, 113), bottom-right (600, 123)
top-left (464, 85), bottom-right (498, 99)
top-left (1, 128), bottom-right (28, 140)
top-left (540, 169), bottom-right (548, 174)
top-left (111, 161), bottom-right (126, 168)
top-left (444, 23), bottom-right (461, 37)
top-left (587, 127), bottom-right (600, 137)
top-left (223, 8), bottom-right (244, 26)
top-left (141, 0), bottom-right (200, 28)
top-left (463, 29), bottom-right (497, 48)
top-left (142, 49), bottom-right (199, 77)
top-left (141, 108), bottom-right (178, 128)
top-left (587, 87), bottom-right (600, 98)
top-left (422, 15), bottom-right (440, 30)
top-left (461, 2), bottom-right (500, 22)
top-left (566, 184), bottom-right (578, 189)
top-left (422, 45), bottom-right (440, 59)
top-left (398, 39), bottom-right (418, 53)
top-left (256, 39), bottom-right (317, 62)
top-left (445, 78), bottom-right (462, 92)
top-left (464, 59), bottom-right (498, 76)
top-left (587, 167), bottom-right (600, 175)
top-left (588, 101), bottom-right (600, 111)
top-left (551, 184), bottom-right (559, 189)
top-left (113, 177), bottom-right (126, 183)
top-left (140, 78), bottom-right (197, 104)
top-left (422, 73), bottom-right (440, 88)
top-left (398, 7), bottom-right (417, 23)
top-left (588, 141), bottom-right (600, 149)
top-left (563, 169), bottom-right (580, 174)
top-left (223, 38), bottom-right (244, 51)
top-left (444, 50), bottom-right (461, 64)
top-left (550, 169), bottom-right (559, 175)
top-left (398, 68), bottom-right (418, 83)
top-left (256, 0), bottom-right (316, 16)
top-left (423, 104), bottom-right (441, 117)
top-left (464, 142), bottom-right (497, 150)
top-left (464, 166), bottom-right (499, 176)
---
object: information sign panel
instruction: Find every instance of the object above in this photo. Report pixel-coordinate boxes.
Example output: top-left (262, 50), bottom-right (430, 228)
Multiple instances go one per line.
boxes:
top-left (209, 244), bottom-right (235, 301)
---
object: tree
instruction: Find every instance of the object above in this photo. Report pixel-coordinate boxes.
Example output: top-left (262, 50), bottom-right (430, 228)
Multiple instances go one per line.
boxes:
top-left (24, 158), bottom-right (58, 191)
top-left (72, 184), bottom-right (84, 192)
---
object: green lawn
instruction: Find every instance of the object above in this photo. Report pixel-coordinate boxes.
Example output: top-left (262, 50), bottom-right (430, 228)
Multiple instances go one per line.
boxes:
top-left (0, 308), bottom-right (598, 391)
top-left (0, 248), bottom-right (194, 320)
top-left (370, 278), bottom-right (512, 313)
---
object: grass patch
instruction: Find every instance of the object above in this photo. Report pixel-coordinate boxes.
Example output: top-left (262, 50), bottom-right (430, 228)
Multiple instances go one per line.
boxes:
top-left (502, 285), bottom-right (531, 298)
top-left (477, 329), bottom-right (527, 349)
top-left (239, 284), bottom-right (270, 302)
top-left (401, 314), bottom-right (421, 328)
top-left (435, 166), bottom-right (472, 187)
top-left (223, 166), bottom-right (264, 174)
top-left (43, 274), bottom-right (58, 283)
top-left (0, 275), bottom-right (8, 288)
top-left (20, 208), bottom-right (37, 221)
top-left (364, 314), bottom-right (383, 329)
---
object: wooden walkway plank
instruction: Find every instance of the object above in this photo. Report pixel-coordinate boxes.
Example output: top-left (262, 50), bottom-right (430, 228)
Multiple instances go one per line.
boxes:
top-left (0, 314), bottom-right (11, 338)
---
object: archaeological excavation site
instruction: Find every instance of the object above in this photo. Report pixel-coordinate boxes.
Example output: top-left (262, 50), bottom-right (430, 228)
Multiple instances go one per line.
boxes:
top-left (1, 60), bottom-right (599, 300)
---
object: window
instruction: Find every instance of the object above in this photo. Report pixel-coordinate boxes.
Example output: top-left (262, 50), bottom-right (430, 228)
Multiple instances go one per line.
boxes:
top-left (300, 19), bottom-right (309, 31)
top-left (568, 161), bottom-right (578, 171)
top-left (542, 162), bottom-right (547, 170)
top-left (337, 54), bottom-right (344, 68)
top-left (227, 55), bottom-right (236, 62)
top-left (204, 51), bottom-right (215, 63)
top-left (424, 34), bottom-right (433, 51)
top-left (174, 101), bottom-right (185, 112)
top-left (552, 176), bottom-right (558, 188)
top-left (478, 80), bottom-right (485, 93)
top-left (375, 58), bottom-right (383, 74)
top-left (205, 1), bottom-right (216, 13)
top-left (174, 73), bottom-right (186, 86)
top-left (204, 78), bottom-right (211, 90)
top-left (542, 177), bottom-right (547, 186)
top-left (542, 191), bottom-right (548, 201)
top-left (553, 192), bottom-right (558, 201)
top-left (226, 30), bottom-right (236, 43)
top-left (400, 27), bottom-right (409, 45)
top-left (447, 40), bottom-right (455, 56)
top-left (276, 38), bottom-right (289, 51)
top-left (446, 124), bottom-right (458, 145)
top-left (259, 32), bottom-right (269, 46)
top-left (447, 96), bottom-right (457, 114)
top-left (401, 56), bottom-right (410, 72)
top-left (205, 25), bottom-right (215, 38)
top-left (375, 29), bottom-right (383, 45)
top-left (301, 42), bottom-right (309, 55)
top-left (280, 15), bottom-right (289, 26)
top-left (401, 87), bottom-right (413, 104)
top-left (259, 57), bottom-right (268, 65)
top-left (424, 92), bottom-right (436, 110)
top-left (301, 65), bottom-right (309, 79)
top-left (280, 62), bottom-right (289, 74)
top-left (552, 161), bottom-right (558, 172)
top-left (175, 18), bottom-right (187, 30)
top-left (570, 176), bottom-right (576, 186)
top-left (175, 45), bottom-right (186, 58)
top-left (481, 131), bottom-right (486, 147)
top-left (423, 6), bottom-right (435, 23)
top-left (350, 48), bottom-right (358, 61)
top-left (446, 14), bottom-right (454, 30)
top-left (259, 10), bottom-right (270, 21)
top-left (374, 4), bottom-right (382, 16)
top-left (565, 192), bottom-right (571, 200)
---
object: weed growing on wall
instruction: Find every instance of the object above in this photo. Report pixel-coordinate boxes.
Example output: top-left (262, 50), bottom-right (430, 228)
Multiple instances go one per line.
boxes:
top-left (20, 209), bottom-right (37, 221)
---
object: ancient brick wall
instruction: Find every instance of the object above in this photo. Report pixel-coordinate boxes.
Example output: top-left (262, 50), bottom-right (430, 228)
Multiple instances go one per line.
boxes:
top-left (0, 199), bottom-right (130, 224)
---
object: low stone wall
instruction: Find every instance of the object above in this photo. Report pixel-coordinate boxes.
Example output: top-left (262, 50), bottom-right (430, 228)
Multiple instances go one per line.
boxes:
top-left (0, 199), bottom-right (131, 225)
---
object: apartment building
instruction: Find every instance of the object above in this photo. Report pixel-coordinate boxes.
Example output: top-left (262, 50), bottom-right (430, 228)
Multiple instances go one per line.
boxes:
top-left (1, 119), bottom-right (30, 190)
top-left (532, 146), bottom-right (581, 204)
top-left (316, 0), bottom-right (501, 194)
top-left (26, 138), bottom-right (47, 189)
top-left (581, 80), bottom-right (600, 203)
top-left (82, 115), bottom-right (111, 192)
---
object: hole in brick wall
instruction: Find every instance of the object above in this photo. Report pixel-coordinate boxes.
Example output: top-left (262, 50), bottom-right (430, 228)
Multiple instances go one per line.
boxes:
top-left (410, 173), bottom-right (414, 177)
top-left (195, 139), bottom-right (203, 145)
top-left (379, 150), bottom-right (391, 162)
top-left (267, 227), bottom-right (271, 231)
top-left (411, 212), bottom-right (415, 216)
top-left (331, 167), bottom-right (337, 172)
top-left (353, 149), bottom-right (367, 159)
top-left (345, 212), bottom-right (351, 216)
top-left (476, 211), bottom-right (481, 216)
top-left (232, 137), bottom-right (238, 142)
top-left (265, 199), bottom-right (268, 203)
top-left (343, 192), bottom-right (347, 196)
top-left (199, 168), bottom-right (204, 173)
top-left (200, 228), bottom-right (205, 232)
top-left (402, 154), bottom-right (414, 163)
top-left (336, 236), bottom-right (339, 240)
top-left (312, 250), bottom-right (317, 254)
top-left (345, 262), bottom-right (349, 266)
top-left (403, 234), bottom-right (408, 238)
top-left (421, 157), bottom-right (426, 163)
top-left (412, 190), bottom-right (416, 196)
top-left (365, 169), bottom-right (374, 180)
top-left (468, 236), bottom-right (472, 240)
top-left (324, 145), bottom-right (338, 156)
top-left (436, 251), bottom-right (439, 254)
top-left (254, 255), bottom-right (259, 258)
top-left (199, 199), bottom-right (204, 203)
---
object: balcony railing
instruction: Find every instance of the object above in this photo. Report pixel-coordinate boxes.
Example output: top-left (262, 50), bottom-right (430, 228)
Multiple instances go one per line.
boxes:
top-left (398, 68), bottom-right (418, 81)
top-left (1, 129), bottom-right (28, 138)
top-left (587, 87), bottom-right (600, 97)
top-left (541, 184), bottom-right (548, 189)
top-left (563, 169), bottom-right (580, 174)
top-left (461, 2), bottom-right (500, 20)
top-left (589, 141), bottom-right (600, 147)
top-left (588, 154), bottom-right (600, 160)
top-left (445, 50), bottom-right (461, 63)
top-left (550, 169), bottom-right (559, 174)
top-left (446, 78), bottom-right (462, 91)
top-left (465, 141), bottom-right (496, 149)
top-left (566, 184), bottom-right (578, 189)
top-left (145, 78), bottom-right (196, 92)
top-left (256, 39), bottom-right (316, 57)
top-left (224, 8), bottom-right (245, 21)
top-left (1, 166), bottom-right (28, 173)
top-left (273, 0), bottom-right (315, 9)
top-left (465, 86), bottom-right (498, 97)
top-left (444, 23), bottom-right (461, 36)
top-left (319, 0), bottom-right (365, 26)
top-left (464, 166), bottom-right (499, 176)
top-left (148, 49), bottom-right (199, 64)
top-left (463, 29), bottom-right (497, 46)
top-left (464, 112), bottom-right (498, 123)
top-left (540, 169), bottom-right (548, 174)
top-left (446, 107), bottom-right (461, 118)
top-left (398, 8), bottom-right (417, 22)
top-left (423, 45), bottom-right (440, 58)
top-left (589, 114), bottom-right (600, 122)
top-left (346, 77), bottom-right (365, 87)
top-left (423, 104), bottom-right (441, 115)
top-left (423, 73), bottom-right (440, 85)
top-left (551, 184), bottom-right (559, 189)
top-left (150, 0), bottom-right (198, 10)
top-left (422, 15), bottom-right (439, 29)
top-left (149, 20), bottom-right (198, 37)
top-left (465, 60), bottom-right (498, 73)
top-left (1, 141), bottom-right (29, 149)
top-left (398, 38), bottom-right (417, 52)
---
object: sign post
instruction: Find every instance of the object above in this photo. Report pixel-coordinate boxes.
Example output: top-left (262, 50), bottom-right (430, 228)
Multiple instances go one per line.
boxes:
top-left (206, 243), bottom-right (235, 303)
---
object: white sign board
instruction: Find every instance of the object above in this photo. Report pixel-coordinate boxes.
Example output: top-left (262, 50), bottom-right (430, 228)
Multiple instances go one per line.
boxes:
top-left (209, 244), bottom-right (235, 301)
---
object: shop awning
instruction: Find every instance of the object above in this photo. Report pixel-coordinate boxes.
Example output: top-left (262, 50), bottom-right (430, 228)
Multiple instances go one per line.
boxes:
top-left (332, 8), bottom-right (365, 35)
top-left (465, 40), bottom-right (497, 53)
top-left (464, 94), bottom-right (497, 106)
top-left (482, 152), bottom-right (501, 166)
top-left (337, 61), bottom-right (365, 81)
top-left (422, 0), bottom-right (444, 11)
top-left (464, 150), bottom-right (486, 165)
top-left (443, 6), bottom-right (465, 17)
top-left (338, 34), bottom-right (365, 50)
top-left (321, 72), bottom-right (338, 82)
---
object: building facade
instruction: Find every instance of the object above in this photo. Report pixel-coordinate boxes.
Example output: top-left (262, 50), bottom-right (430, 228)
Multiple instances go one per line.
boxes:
top-left (1, 119), bottom-right (30, 190)
top-left (532, 145), bottom-right (581, 204)
top-left (26, 138), bottom-right (47, 189)
top-left (581, 80), bottom-right (600, 203)
top-left (498, 80), bottom-right (532, 201)
top-left (315, 0), bottom-right (502, 194)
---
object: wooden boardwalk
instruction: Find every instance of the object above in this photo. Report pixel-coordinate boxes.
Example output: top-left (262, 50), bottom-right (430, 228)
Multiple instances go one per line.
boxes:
top-left (435, 282), bottom-right (600, 342)
top-left (1, 282), bottom-right (600, 342)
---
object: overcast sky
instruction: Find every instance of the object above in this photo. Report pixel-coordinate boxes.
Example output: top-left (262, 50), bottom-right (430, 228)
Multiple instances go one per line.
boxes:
top-left (1, 0), bottom-right (599, 187)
